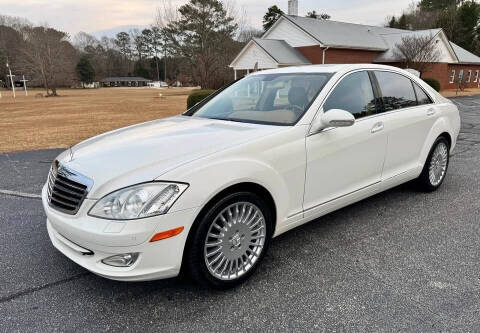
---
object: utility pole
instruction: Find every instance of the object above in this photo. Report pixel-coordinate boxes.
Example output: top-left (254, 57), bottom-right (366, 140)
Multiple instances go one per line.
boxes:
top-left (20, 75), bottom-right (28, 96)
top-left (164, 48), bottom-right (167, 85)
top-left (6, 60), bottom-right (15, 98)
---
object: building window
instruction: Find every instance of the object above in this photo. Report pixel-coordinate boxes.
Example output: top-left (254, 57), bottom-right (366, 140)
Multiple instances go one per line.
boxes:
top-left (467, 70), bottom-right (472, 83)
top-left (475, 70), bottom-right (479, 83)
top-left (459, 69), bottom-right (464, 81)
top-left (449, 70), bottom-right (455, 83)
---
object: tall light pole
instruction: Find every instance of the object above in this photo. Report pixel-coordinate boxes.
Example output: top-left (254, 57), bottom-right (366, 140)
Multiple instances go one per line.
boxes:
top-left (6, 60), bottom-right (15, 98)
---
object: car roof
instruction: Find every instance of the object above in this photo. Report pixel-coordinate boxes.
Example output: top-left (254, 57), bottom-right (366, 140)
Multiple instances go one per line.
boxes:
top-left (249, 64), bottom-right (407, 75)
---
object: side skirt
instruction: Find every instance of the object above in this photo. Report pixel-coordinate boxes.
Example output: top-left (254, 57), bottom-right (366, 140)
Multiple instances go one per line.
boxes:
top-left (273, 167), bottom-right (420, 238)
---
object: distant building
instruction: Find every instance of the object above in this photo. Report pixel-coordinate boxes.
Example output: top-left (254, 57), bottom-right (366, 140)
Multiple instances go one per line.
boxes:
top-left (81, 82), bottom-right (100, 89)
top-left (147, 81), bottom-right (169, 88)
top-left (230, 12), bottom-right (480, 90)
top-left (101, 77), bottom-right (152, 87)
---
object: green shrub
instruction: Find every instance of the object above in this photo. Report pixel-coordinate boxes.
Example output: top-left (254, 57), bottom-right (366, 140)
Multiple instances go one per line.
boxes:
top-left (187, 89), bottom-right (216, 109)
top-left (422, 78), bottom-right (441, 92)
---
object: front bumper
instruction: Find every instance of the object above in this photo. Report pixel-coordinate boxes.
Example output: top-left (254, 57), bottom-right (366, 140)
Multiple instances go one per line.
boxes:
top-left (42, 185), bottom-right (199, 281)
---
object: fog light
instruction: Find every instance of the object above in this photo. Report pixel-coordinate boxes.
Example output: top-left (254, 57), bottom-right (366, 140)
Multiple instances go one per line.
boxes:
top-left (101, 253), bottom-right (139, 267)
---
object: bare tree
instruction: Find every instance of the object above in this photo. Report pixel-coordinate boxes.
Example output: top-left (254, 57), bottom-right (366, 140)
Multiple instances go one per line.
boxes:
top-left (154, 0), bottom-right (180, 29)
top-left (394, 34), bottom-right (441, 74)
top-left (0, 14), bottom-right (31, 30)
top-left (73, 32), bottom-right (100, 52)
top-left (237, 28), bottom-right (263, 43)
top-left (19, 27), bottom-right (77, 96)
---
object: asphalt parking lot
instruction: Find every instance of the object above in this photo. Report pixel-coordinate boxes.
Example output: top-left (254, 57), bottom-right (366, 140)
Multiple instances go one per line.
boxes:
top-left (1, 97), bottom-right (479, 332)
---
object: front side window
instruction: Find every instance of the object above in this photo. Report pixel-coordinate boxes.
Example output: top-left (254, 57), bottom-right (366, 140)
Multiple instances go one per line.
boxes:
top-left (459, 69), bottom-right (464, 81)
top-left (188, 73), bottom-right (331, 125)
top-left (475, 70), bottom-right (479, 83)
top-left (374, 71), bottom-right (417, 111)
top-left (413, 82), bottom-right (433, 105)
top-left (323, 71), bottom-right (376, 119)
top-left (467, 70), bottom-right (472, 83)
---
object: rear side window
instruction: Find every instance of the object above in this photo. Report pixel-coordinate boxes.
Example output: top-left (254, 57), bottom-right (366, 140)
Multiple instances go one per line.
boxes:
top-left (323, 71), bottom-right (376, 119)
top-left (413, 82), bottom-right (432, 105)
top-left (375, 71), bottom-right (417, 111)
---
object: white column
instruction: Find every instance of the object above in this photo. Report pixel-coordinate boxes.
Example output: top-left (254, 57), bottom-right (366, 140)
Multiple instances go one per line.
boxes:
top-left (234, 69), bottom-right (237, 80)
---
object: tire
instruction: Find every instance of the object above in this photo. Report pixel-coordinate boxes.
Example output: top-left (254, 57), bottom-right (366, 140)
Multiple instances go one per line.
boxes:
top-left (417, 136), bottom-right (450, 192)
top-left (185, 192), bottom-right (273, 289)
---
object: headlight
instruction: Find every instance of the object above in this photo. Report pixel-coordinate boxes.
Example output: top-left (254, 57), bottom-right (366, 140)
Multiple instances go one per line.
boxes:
top-left (88, 182), bottom-right (188, 220)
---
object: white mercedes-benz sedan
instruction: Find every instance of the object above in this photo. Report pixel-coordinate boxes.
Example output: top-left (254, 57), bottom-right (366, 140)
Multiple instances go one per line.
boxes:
top-left (43, 64), bottom-right (460, 288)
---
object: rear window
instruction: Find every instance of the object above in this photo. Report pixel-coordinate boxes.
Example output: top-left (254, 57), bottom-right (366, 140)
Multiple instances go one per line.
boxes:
top-left (375, 71), bottom-right (417, 111)
top-left (413, 82), bottom-right (433, 105)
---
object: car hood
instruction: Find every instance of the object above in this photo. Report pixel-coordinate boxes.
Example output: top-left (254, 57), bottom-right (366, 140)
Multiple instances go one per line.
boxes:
top-left (57, 116), bottom-right (285, 198)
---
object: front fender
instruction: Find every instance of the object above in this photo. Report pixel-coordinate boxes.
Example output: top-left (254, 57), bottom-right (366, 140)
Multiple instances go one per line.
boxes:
top-left (164, 158), bottom-right (292, 226)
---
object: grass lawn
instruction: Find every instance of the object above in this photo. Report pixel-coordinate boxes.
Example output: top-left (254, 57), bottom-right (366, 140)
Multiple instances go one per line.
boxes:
top-left (0, 87), bottom-right (193, 153)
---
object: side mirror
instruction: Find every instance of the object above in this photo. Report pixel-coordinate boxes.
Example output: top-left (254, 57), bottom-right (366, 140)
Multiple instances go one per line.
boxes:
top-left (310, 109), bottom-right (355, 134)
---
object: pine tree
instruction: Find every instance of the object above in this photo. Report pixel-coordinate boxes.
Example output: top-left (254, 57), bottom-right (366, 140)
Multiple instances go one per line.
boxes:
top-left (263, 5), bottom-right (284, 31)
top-left (76, 55), bottom-right (95, 85)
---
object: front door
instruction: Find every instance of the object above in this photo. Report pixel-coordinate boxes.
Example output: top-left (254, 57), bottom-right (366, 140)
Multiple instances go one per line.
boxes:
top-left (303, 70), bottom-right (387, 218)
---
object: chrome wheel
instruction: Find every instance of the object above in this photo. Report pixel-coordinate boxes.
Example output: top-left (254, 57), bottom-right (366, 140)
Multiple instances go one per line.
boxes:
top-left (429, 142), bottom-right (448, 186)
top-left (204, 202), bottom-right (266, 281)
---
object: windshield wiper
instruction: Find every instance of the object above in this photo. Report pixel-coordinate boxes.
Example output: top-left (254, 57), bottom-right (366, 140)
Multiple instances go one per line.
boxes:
top-left (206, 117), bottom-right (250, 124)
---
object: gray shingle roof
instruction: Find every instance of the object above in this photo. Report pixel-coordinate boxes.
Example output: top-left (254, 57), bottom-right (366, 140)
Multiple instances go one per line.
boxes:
top-left (253, 38), bottom-right (311, 65)
top-left (283, 15), bottom-right (480, 64)
top-left (284, 15), bottom-right (402, 50)
top-left (373, 29), bottom-right (442, 62)
top-left (450, 42), bottom-right (480, 64)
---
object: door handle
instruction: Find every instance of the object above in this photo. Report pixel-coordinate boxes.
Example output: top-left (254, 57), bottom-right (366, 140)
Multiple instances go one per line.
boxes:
top-left (427, 108), bottom-right (436, 116)
top-left (371, 122), bottom-right (384, 133)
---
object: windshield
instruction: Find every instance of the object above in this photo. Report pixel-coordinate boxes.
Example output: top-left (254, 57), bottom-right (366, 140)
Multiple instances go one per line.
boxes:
top-left (187, 73), bottom-right (332, 125)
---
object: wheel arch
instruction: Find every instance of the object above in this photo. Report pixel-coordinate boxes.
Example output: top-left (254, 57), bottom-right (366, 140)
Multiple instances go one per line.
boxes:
top-left (438, 131), bottom-right (452, 149)
top-left (180, 181), bottom-right (277, 273)
top-left (419, 117), bottom-right (455, 167)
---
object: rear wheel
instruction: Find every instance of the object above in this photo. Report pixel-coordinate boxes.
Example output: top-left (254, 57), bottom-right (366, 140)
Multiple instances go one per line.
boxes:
top-left (417, 137), bottom-right (450, 192)
top-left (185, 192), bottom-right (272, 289)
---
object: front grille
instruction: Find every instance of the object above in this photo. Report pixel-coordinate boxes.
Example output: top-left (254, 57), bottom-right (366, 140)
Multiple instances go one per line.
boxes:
top-left (47, 161), bottom-right (93, 215)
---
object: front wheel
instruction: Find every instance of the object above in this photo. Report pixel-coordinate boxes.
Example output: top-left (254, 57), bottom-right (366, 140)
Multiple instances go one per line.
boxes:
top-left (185, 192), bottom-right (272, 289)
top-left (417, 137), bottom-right (450, 192)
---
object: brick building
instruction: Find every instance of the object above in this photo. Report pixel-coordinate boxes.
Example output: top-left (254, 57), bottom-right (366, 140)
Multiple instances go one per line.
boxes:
top-left (230, 12), bottom-right (480, 90)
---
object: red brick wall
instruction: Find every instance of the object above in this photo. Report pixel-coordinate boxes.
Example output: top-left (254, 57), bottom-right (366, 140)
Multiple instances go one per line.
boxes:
top-left (381, 62), bottom-right (480, 90)
top-left (295, 45), bottom-right (480, 91)
top-left (420, 63), bottom-right (451, 89)
top-left (296, 46), bottom-right (382, 64)
top-left (442, 64), bottom-right (480, 89)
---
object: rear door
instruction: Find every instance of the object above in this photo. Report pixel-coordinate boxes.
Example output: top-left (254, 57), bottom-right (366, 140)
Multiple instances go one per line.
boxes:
top-left (373, 70), bottom-right (437, 180)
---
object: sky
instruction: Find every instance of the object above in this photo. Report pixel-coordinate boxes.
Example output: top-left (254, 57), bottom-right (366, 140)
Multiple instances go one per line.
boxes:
top-left (0, 0), bottom-right (417, 38)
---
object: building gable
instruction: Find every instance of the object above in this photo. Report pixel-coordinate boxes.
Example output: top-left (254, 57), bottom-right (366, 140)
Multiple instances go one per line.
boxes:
top-left (375, 29), bottom-right (457, 63)
top-left (433, 31), bottom-right (457, 63)
top-left (230, 40), bottom-right (278, 70)
top-left (263, 16), bottom-right (319, 47)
